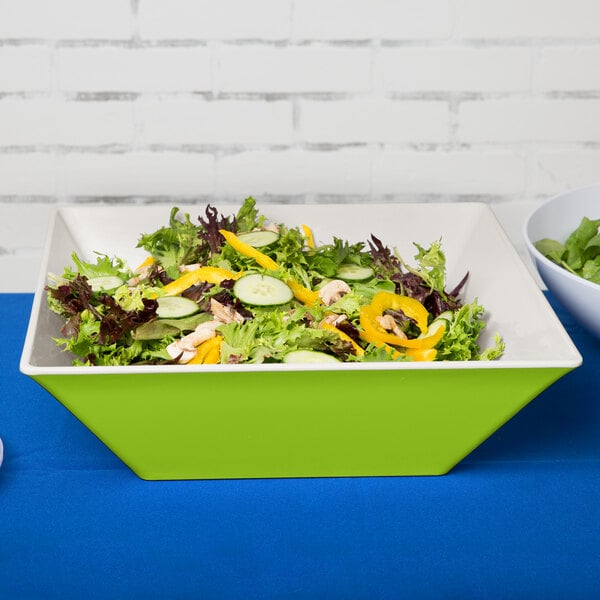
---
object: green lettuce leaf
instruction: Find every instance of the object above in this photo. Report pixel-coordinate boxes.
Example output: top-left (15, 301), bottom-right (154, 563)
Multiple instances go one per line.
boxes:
top-left (133, 312), bottom-right (212, 341)
top-left (235, 196), bottom-right (264, 232)
top-left (534, 238), bottom-right (565, 265)
top-left (219, 309), bottom-right (340, 363)
top-left (536, 216), bottom-right (600, 282)
top-left (137, 207), bottom-right (203, 279)
top-left (412, 240), bottom-right (446, 292)
top-left (66, 252), bottom-right (130, 281)
top-left (435, 300), bottom-right (504, 361)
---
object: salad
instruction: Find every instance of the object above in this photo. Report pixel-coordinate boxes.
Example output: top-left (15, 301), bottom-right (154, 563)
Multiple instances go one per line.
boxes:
top-left (46, 198), bottom-right (504, 366)
top-left (535, 216), bottom-right (600, 285)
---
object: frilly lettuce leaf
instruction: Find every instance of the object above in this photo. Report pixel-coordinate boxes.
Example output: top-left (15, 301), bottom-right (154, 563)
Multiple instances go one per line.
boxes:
top-left (411, 240), bottom-right (446, 292)
top-left (63, 252), bottom-right (130, 281)
top-left (235, 196), bottom-right (264, 232)
top-left (435, 300), bottom-right (504, 361)
top-left (535, 216), bottom-right (600, 283)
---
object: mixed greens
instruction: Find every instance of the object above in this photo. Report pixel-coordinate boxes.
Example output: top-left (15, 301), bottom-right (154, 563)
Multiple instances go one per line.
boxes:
top-left (535, 216), bottom-right (600, 285)
top-left (46, 198), bottom-right (504, 366)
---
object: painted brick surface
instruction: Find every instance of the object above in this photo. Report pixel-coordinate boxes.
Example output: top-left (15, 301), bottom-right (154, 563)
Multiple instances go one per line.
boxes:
top-left (216, 45), bottom-right (372, 93)
top-left (138, 0), bottom-right (291, 40)
top-left (0, 204), bottom-right (52, 250)
top-left (534, 150), bottom-right (600, 194)
top-left (0, 100), bottom-right (134, 145)
top-left (0, 154), bottom-right (59, 195)
top-left (376, 47), bottom-right (532, 92)
top-left (61, 152), bottom-right (215, 196)
top-left (0, 0), bottom-right (131, 39)
top-left (372, 150), bottom-right (527, 195)
top-left (138, 100), bottom-right (294, 144)
top-left (292, 0), bottom-right (452, 40)
top-left (457, 0), bottom-right (600, 39)
top-left (216, 149), bottom-right (371, 195)
top-left (57, 47), bottom-right (212, 92)
top-left (298, 100), bottom-right (449, 143)
top-left (534, 47), bottom-right (600, 91)
top-left (0, 46), bottom-right (53, 91)
top-left (458, 99), bottom-right (600, 143)
top-left (0, 0), bottom-right (599, 290)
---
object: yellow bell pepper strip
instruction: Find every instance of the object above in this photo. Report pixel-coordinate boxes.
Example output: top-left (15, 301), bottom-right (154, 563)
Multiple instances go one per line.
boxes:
top-left (219, 229), bottom-right (319, 307)
top-left (287, 279), bottom-right (320, 307)
top-left (134, 255), bottom-right (155, 272)
top-left (161, 266), bottom-right (241, 297)
top-left (405, 347), bottom-right (437, 362)
top-left (360, 327), bottom-right (436, 361)
top-left (187, 335), bottom-right (222, 365)
top-left (320, 322), bottom-right (364, 357)
top-left (203, 342), bottom-right (222, 364)
top-left (359, 299), bottom-right (445, 350)
top-left (359, 328), bottom-right (403, 359)
top-left (369, 291), bottom-right (429, 333)
top-left (219, 229), bottom-right (279, 270)
top-left (301, 224), bottom-right (315, 249)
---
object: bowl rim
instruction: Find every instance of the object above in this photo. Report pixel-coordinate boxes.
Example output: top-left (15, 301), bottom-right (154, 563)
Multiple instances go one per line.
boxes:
top-left (20, 201), bottom-right (584, 375)
top-left (19, 357), bottom-right (582, 376)
top-left (523, 182), bottom-right (600, 294)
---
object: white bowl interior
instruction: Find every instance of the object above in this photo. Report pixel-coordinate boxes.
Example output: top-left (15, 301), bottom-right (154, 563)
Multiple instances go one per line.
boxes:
top-left (523, 184), bottom-right (600, 340)
top-left (524, 184), bottom-right (600, 290)
top-left (525, 184), bottom-right (600, 244)
top-left (22, 202), bottom-right (581, 373)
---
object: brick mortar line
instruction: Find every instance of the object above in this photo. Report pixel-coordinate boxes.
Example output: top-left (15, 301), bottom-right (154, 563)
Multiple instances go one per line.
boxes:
top-left (2, 91), bottom-right (600, 102)
top-left (0, 193), bottom-right (522, 205)
top-left (382, 38), bottom-right (600, 47)
top-left (3, 38), bottom-right (600, 48)
top-left (1, 141), bottom-right (600, 154)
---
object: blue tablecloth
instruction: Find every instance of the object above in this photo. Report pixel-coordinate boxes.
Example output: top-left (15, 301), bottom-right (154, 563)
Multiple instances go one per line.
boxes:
top-left (2, 292), bottom-right (599, 599)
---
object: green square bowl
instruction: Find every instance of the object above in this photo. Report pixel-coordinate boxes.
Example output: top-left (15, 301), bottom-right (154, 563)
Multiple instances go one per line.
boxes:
top-left (20, 202), bottom-right (582, 479)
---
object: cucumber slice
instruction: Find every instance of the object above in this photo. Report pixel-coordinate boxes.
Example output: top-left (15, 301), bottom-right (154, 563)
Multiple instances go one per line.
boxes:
top-left (87, 276), bottom-right (125, 292)
top-left (156, 296), bottom-right (200, 319)
top-left (283, 350), bottom-right (340, 364)
top-left (233, 274), bottom-right (293, 306)
top-left (418, 318), bottom-right (448, 340)
top-left (425, 311), bottom-right (454, 335)
top-left (336, 264), bottom-right (374, 282)
top-left (436, 310), bottom-right (454, 324)
top-left (236, 230), bottom-right (279, 248)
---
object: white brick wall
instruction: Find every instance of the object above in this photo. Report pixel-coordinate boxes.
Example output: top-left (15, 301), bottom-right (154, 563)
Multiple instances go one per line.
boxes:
top-left (0, 0), bottom-right (599, 291)
top-left (216, 45), bottom-right (372, 93)
top-left (458, 99), bottom-right (600, 142)
top-left (534, 47), bottom-right (600, 91)
top-left (0, 99), bottom-right (135, 145)
top-left (57, 47), bottom-right (212, 92)
top-left (372, 150), bottom-right (527, 195)
top-left (138, 99), bottom-right (294, 144)
top-left (0, 46), bottom-right (53, 91)
top-left (62, 152), bottom-right (215, 196)
top-left (456, 0), bottom-right (600, 39)
top-left (138, 0), bottom-right (291, 40)
top-left (292, 0), bottom-right (453, 40)
top-left (298, 100), bottom-right (449, 143)
top-left (217, 149), bottom-right (371, 195)
top-left (376, 47), bottom-right (533, 92)
top-left (0, 0), bottom-right (132, 39)
top-left (0, 154), bottom-right (59, 195)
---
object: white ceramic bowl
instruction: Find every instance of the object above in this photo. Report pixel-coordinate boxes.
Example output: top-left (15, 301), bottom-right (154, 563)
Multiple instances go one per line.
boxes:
top-left (524, 183), bottom-right (600, 341)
